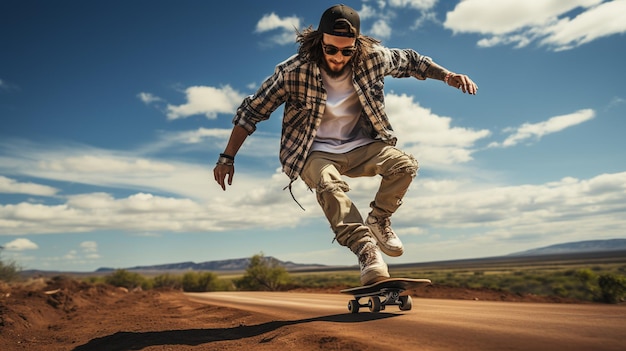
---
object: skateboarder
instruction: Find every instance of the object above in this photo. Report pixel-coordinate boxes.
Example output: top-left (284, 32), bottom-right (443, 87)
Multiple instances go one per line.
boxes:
top-left (214, 5), bottom-right (478, 286)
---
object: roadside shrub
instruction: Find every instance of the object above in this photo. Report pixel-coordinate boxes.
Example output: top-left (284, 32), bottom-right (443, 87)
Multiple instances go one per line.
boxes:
top-left (597, 274), bottom-right (626, 304)
top-left (181, 271), bottom-right (220, 292)
top-left (105, 269), bottom-right (147, 290)
top-left (235, 253), bottom-right (290, 291)
top-left (153, 273), bottom-right (183, 290)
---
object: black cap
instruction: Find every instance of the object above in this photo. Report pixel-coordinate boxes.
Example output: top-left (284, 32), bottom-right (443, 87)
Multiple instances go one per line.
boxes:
top-left (318, 4), bottom-right (360, 38)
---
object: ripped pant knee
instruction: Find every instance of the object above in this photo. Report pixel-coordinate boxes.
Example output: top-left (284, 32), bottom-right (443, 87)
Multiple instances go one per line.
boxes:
top-left (385, 154), bottom-right (419, 178)
top-left (316, 179), bottom-right (350, 194)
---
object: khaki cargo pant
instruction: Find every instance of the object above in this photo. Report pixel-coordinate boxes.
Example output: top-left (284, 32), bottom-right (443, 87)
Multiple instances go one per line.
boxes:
top-left (301, 141), bottom-right (418, 252)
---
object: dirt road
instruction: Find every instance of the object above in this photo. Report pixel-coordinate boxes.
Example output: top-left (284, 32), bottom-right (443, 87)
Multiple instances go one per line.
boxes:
top-left (187, 291), bottom-right (626, 351)
top-left (2, 279), bottom-right (625, 351)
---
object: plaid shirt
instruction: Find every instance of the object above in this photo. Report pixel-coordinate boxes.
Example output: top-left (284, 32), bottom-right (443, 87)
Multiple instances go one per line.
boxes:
top-left (233, 45), bottom-right (432, 181)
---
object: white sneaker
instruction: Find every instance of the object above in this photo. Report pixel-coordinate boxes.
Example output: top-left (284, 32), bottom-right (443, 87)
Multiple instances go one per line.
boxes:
top-left (366, 215), bottom-right (404, 257)
top-left (356, 241), bottom-right (389, 286)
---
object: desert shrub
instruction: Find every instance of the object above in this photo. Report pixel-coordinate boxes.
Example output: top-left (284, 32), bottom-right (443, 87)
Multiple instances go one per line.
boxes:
top-left (153, 273), bottom-right (183, 290)
top-left (575, 268), bottom-right (597, 297)
top-left (0, 247), bottom-right (21, 282)
top-left (105, 269), bottom-right (147, 289)
top-left (181, 271), bottom-right (221, 292)
top-left (235, 253), bottom-right (290, 291)
top-left (597, 274), bottom-right (626, 304)
top-left (0, 262), bottom-right (21, 282)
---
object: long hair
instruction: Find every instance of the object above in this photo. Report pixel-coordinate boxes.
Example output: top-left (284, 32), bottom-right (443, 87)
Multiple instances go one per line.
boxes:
top-left (295, 26), bottom-right (381, 70)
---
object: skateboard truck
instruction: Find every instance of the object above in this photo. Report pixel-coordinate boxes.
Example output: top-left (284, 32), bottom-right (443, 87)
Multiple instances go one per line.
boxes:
top-left (348, 288), bottom-right (413, 313)
top-left (341, 278), bottom-right (431, 313)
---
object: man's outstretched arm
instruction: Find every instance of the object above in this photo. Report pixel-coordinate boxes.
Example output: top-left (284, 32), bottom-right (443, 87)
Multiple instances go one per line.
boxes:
top-left (213, 125), bottom-right (249, 191)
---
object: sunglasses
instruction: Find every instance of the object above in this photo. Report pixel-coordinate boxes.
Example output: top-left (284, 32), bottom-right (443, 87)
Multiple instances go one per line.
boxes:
top-left (322, 43), bottom-right (356, 57)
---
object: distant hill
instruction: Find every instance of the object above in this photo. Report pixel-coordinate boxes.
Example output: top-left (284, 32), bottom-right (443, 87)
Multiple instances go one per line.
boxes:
top-left (508, 239), bottom-right (626, 256)
top-left (95, 256), bottom-right (327, 273)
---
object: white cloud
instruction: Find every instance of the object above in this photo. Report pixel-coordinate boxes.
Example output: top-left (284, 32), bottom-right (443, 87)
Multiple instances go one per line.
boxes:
top-left (607, 96), bottom-right (625, 110)
top-left (64, 250), bottom-right (78, 260)
top-left (391, 171), bottom-right (626, 260)
top-left (81, 241), bottom-right (97, 252)
top-left (80, 241), bottom-right (100, 259)
top-left (166, 85), bottom-right (245, 120)
top-left (255, 13), bottom-right (300, 45)
top-left (0, 176), bottom-right (58, 196)
top-left (357, 4), bottom-right (378, 20)
top-left (3, 238), bottom-right (39, 251)
top-left (39, 155), bottom-right (176, 174)
top-left (137, 92), bottom-right (163, 105)
top-left (370, 19), bottom-right (393, 39)
top-left (2, 169), bottom-right (625, 265)
top-left (388, 0), bottom-right (438, 11)
top-left (0, 176), bottom-right (312, 235)
top-left (165, 127), bottom-right (232, 144)
top-left (444, 0), bottom-right (626, 51)
top-left (386, 93), bottom-right (491, 166)
top-left (255, 13), bottom-right (300, 32)
top-left (538, 1), bottom-right (626, 51)
top-left (361, 0), bottom-right (440, 34)
top-left (490, 109), bottom-right (595, 148)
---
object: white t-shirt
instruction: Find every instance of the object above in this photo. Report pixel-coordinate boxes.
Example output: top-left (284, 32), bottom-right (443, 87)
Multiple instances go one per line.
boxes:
top-left (311, 68), bottom-right (374, 153)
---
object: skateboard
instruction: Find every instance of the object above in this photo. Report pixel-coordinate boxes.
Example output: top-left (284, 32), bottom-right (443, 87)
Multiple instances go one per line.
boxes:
top-left (340, 278), bottom-right (431, 313)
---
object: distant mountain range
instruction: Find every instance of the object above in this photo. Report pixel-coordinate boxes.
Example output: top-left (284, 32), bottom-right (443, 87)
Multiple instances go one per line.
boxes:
top-left (95, 239), bottom-right (625, 273)
top-left (95, 256), bottom-right (328, 273)
top-left (21, 239), bottom-right (625, 276)
top-left (508, 239), bottom-right (626, 256)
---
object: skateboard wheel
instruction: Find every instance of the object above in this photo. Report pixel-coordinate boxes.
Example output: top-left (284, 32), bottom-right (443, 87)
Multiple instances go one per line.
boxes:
top-left (368, 296), bottom-right (381, 313)
top-left (348, 300), bottom-right (360, 313)
top-left (399, 295), bottom-right (413, 311)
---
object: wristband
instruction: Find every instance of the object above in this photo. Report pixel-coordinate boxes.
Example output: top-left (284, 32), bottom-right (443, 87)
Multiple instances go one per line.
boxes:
top-left (216, 154), bottom-right (234, 166)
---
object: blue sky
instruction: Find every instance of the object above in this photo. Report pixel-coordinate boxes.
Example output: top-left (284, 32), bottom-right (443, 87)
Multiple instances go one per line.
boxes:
top-left (1, 0), bottom-right (625, 272)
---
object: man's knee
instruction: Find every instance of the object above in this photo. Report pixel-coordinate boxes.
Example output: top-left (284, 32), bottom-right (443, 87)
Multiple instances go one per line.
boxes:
top-left (303, 158), bottom-right (344, 190)
top-left (317, 179), bottom-right (350, 194)
top-left (386, 151), bottom-right (419, 178)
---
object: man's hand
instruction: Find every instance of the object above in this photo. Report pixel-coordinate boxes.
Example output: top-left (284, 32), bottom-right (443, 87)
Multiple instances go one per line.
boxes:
top-left (214, 163), bottom-right (234, 191)
top-left (213, 126), bottom-right (248, 191)
top-left (447, 73), bottom-right (478, 95)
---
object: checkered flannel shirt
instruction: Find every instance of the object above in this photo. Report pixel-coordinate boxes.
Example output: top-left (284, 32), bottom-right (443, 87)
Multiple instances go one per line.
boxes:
top-left (233, 45), bottom-right (432, 181)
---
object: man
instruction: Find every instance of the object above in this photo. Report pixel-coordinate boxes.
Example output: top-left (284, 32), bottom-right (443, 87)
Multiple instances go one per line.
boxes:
top-left (214, 5), bottom-right (477, 285)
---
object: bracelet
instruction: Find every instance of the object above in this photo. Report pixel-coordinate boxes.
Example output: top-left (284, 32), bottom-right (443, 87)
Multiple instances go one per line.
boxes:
top-left (444, 72), bottom-right (454, 85)
top-left (216, 157), bottom-right (234, 166)
top-left (216, 153), bottom-right (234, 166)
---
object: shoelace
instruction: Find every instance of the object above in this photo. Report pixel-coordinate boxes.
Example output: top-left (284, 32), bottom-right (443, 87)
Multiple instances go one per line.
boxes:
top-left (359, 245), bottom-right (377, 267)
top-left (376, 217), bottom-right (396, 240)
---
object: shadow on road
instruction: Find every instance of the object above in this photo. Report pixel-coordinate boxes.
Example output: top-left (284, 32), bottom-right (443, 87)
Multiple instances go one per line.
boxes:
top-left (72, 312), bottom-right (400, 350)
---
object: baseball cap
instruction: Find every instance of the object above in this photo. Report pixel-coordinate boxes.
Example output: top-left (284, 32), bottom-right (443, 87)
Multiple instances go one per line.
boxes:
top-left (318, 4), bottom-right (360, 38)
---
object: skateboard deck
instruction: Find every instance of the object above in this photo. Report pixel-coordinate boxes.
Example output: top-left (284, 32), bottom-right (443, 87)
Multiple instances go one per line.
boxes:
top-left (340, 278), bottom-right (431, 313)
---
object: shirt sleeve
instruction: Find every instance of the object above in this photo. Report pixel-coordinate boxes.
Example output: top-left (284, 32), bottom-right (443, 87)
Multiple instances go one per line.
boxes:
top-left (375, 45), bottom-right (433, 80)
top-left (232, 65), bottom-right (288, 135)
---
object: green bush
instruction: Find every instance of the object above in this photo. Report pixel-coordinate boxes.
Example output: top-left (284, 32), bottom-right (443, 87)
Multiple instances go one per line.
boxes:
top-left (104, 269), bottom-right (147, 289)
top-left (181, 271), bottom-right (221, 292)
top-left (0, 247), bottom-right (21, 282)
top-left (153, 273), bottom-right (183, 290)
top-left (235, 253), bottom-right (290, 291)
top-left (597, 274), bottom-right (626, 304)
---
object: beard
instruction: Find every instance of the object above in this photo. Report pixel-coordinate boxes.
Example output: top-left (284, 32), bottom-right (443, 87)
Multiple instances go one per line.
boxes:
top-left (321, 59), bottom-right (351, 78)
